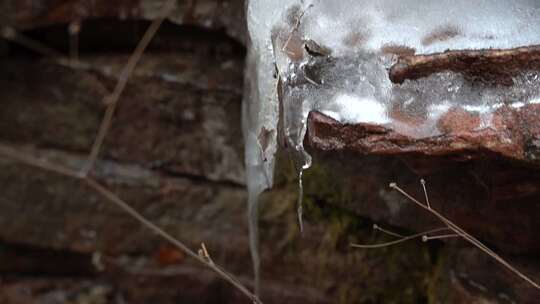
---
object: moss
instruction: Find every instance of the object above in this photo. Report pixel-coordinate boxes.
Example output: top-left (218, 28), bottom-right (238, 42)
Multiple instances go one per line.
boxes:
top-left (261, 154), bottom-right (436, 303)
top-left (303, 161), bottom-right (354, 207)
top-left (426, 248), bottom-right (453, 304)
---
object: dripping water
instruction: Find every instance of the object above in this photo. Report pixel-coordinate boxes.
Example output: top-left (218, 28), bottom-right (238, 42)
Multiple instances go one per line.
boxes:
top-left (297, 169), bottom-right (305, 232)
top-left (247, 188), bottom-right (262, 296)
top-left (294, 117), bottom-right (312, 233)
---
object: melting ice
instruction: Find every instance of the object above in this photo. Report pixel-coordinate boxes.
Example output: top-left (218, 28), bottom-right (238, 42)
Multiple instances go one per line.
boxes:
top-left (243, 0), bottom-right (540, 295)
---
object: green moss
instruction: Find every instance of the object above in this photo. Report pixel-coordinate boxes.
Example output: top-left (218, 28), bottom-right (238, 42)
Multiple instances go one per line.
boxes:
top-left (261, 155), bottom-right (435, 303)
top-left (427, 249), bottom-right (453, 304)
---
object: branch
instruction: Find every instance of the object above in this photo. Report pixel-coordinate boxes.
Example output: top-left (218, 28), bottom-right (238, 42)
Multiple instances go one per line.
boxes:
top-left (0, 144), bottom-right (262, 303)
top-left (81, 0), bottom-right (177, 176)
top-left (351, 226), bottom-right (450, 249)
top-left (387, 181), bottom-right (540, 290)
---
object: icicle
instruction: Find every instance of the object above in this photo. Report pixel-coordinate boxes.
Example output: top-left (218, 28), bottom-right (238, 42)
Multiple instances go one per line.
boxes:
top-left (247, 188), bottom-right (262, 296)
top-left (296, 157), bottom-right (311, 232)
top-left (244, 0), bottom-right (540, 297)
top-left (294, 116), bottom-right (312, 233)
top-left (243, 2), bottom-right (281, 295)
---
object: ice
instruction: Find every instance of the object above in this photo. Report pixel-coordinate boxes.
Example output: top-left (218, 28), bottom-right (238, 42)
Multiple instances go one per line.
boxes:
top-left (322, 94), bottom-right (390, 124)
top-left (299, 0), bottom-right (540, 55)
top-left (244, 0), bottom-right (540, 296)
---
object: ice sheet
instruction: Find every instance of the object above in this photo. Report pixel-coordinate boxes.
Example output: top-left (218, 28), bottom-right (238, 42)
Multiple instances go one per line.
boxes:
top-left (243, 0), bottom-right (540, 295)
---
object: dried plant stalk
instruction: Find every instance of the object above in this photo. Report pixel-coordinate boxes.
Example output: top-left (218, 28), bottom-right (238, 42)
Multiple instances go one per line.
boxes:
top-left (0, 144), bottom-right (262, 303)
top-left (352, 180), bottom-right (540, 290)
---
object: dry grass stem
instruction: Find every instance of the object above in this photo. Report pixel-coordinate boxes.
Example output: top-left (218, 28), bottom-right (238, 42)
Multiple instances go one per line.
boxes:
top-left (1, 25), bottom-right (103, 73)
top-left (422, 234), bottom-right (459, 242)
top-left (0, 145), bottom-right (262, 303)
top-left (82, 0), bottom-right (177, 176)
top-left (0, 144), bottom-right (80, 179)
top-left (1, 26), bottom-right (64, 58)
top-left (351, 227), bottom-right (450, 249)
top-left (388, 181), bottom-right (540, 290)
top-left (372, 223), bottom-right (405, 238)
top-left (1, 1), bottom-right (264, 301)
top-left (198, 242), bottom-right (214, 265)
top-left (420, 179), bottom-right (430, 209)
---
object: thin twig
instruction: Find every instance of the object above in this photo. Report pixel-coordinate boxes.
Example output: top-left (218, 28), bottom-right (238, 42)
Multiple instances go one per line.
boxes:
top-left (373, 223), bottom-right (405, 238)
top-left (420, 179), bottom-right (430, 209)
top-left (0, 146), bottom-right (262, 303)
top-left (81, 0), bottom-right (176, 176)
top-left (422, 234), bottom-right (460, 242)
top-left (85, 179), bottom-right (261, 302)
top-left (351, 227), bottom-right (450, 249)
top-left (0, 144), bottom-right (80, 179)
top-left (389, 182), bottom-right (540, 290)
top-left (391, 182), bottom-right (495, 253)
top-left (1, 0), bottom-right (261, 300)
top-left (1, 26), bottom-right (64, 58)
top-left (1, 26), bottom-right (98, 72)
top-left (198, 242), bottom-right (214, 265)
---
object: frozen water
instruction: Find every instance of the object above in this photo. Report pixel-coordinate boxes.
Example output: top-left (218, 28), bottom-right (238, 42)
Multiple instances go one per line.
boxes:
top-left (298, 0), bottom-right (540, 55)
top-left (322, 94), bottom-right (390, 124)
top-left (244, 0), bottom-right (540, 295)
